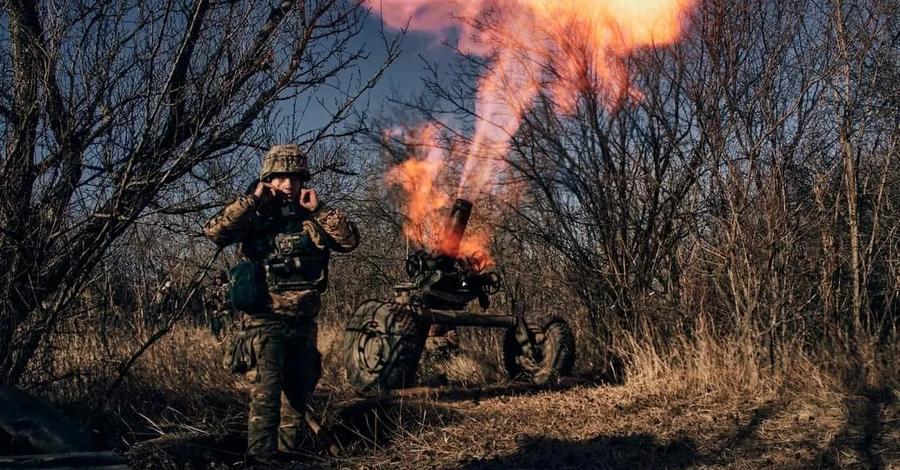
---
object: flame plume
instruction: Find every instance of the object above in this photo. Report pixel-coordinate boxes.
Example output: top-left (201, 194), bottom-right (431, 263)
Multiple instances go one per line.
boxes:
top-left (375, 0), bottom-right (696, 258)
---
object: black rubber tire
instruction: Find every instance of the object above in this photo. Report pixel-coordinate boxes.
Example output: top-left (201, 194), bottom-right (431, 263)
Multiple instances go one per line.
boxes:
top-left (503, 313), bottom-right (576, 385)
top-left (341, 300), bottom-right (426, 392)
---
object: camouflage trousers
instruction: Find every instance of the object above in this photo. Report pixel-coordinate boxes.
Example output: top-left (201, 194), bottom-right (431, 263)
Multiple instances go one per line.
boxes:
top-left (243, 314), bottom-right (321, 456)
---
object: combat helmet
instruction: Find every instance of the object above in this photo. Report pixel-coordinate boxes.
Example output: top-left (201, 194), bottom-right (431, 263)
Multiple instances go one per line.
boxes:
top-left (259, 144), bottom-right (310, 182)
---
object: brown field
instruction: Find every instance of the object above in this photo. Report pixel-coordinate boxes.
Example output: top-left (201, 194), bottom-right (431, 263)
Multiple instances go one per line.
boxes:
top-left (41, 317), bottom-right (899, 470)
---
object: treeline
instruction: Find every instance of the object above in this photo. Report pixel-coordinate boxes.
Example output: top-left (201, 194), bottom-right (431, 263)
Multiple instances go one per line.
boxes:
top-left (363, 0), bottom-right (900, 382)
top-left (1, 0), bottom-right (897, 395)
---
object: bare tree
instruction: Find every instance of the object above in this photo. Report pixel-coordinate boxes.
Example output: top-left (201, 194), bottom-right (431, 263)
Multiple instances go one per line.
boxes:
top-left (827, 0), bottom-right (899, 351)
top-left (361, 0), bottom-right (899, 379)
top-left (0, 0), bottom-right (398, 386)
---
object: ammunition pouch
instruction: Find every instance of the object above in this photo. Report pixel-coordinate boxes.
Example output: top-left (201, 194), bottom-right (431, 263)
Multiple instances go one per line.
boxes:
top-left (266, 255), bottom-right (327, 292)
top-left (223, 329), bottom-right (256, 374)
top-left (267, 231), bottom-right (328, 292)
top-left (229, 260), bottom-right (269, 313)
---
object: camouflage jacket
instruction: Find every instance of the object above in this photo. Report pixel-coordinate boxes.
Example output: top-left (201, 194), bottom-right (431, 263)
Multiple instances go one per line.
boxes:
top-left (203, 194), bottom-right (359, 317)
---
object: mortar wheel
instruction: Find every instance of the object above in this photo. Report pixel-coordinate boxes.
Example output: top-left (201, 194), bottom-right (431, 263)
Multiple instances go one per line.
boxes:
top-left (503, 313), bottom-right (575, 385)
top-left (341, 300), bottom-right (425, 392)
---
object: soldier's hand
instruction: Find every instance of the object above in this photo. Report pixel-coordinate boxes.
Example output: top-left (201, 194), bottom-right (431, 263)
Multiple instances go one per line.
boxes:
top-left (299, 188), bottom-right (318, 212)
top-left (253, 182), bottom-right (276, 203)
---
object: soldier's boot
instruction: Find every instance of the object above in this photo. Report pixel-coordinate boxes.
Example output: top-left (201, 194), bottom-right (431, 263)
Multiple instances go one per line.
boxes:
top-left (244, 451), bottom-right (280, 467)
top-left (246, 431), bottom-right (277, 461)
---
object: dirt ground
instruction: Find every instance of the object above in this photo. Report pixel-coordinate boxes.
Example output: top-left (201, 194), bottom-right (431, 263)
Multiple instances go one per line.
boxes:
top-left (126, 375), bottom-right (899, 470)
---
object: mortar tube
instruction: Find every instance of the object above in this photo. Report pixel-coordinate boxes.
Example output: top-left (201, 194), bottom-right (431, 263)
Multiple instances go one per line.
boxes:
top-left (439, 198), bottom-right (473, 258)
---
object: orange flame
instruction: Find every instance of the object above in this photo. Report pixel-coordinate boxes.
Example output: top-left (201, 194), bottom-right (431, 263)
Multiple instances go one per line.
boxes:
top-left (383, 124), bottom-right (449, 250)
top-left (375, 0), bottom-right (696, 259)
top-left (384, 125), bottom-right (496, 263)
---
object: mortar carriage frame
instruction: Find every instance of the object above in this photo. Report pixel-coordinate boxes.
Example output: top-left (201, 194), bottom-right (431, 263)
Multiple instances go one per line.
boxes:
top-left (340, 199), bottom-right (576, 392)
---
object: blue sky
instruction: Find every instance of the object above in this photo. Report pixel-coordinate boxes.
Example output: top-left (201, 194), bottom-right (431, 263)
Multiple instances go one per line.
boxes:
top-left (296, 7), bottom-right (463, 134)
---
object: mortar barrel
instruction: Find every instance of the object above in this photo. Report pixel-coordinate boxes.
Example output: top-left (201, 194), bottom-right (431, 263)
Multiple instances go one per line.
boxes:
top-left (439, 198), bottom-right (473, 257)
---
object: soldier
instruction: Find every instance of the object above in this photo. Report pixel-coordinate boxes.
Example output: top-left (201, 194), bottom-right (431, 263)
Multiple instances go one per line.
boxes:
top-left (204, 272), bottom-right (231, 339)
top-left (427, 323), bottom-right (460, 350)
top-left (153, 281), bottom-right (173, 308)
top-left (203, 144), bottom-right (359, 462)
top-left (150, 280), bottom-right (176, 326)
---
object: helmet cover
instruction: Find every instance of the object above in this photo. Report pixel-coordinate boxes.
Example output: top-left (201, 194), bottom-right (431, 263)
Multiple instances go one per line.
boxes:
top-left (259, 144), bottom-right (310, 181)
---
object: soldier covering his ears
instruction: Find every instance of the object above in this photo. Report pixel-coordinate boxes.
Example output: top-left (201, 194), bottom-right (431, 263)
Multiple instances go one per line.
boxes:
top-left (203, 144), bottom-right (359, 460)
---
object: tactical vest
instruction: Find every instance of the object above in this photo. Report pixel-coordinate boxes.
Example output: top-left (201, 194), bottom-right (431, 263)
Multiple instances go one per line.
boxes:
top-left (253, 202), bottom-right (329, 292)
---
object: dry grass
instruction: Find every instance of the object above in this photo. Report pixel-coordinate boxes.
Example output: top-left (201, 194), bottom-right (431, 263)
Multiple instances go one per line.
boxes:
top-left (24, 314), bottom-right (900, 469)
